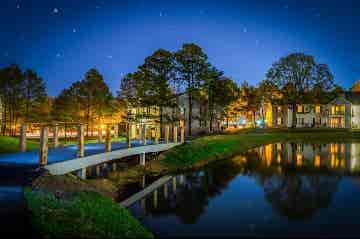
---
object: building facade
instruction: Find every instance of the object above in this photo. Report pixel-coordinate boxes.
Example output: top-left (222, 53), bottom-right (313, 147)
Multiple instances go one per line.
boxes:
top-left (268, 92), bottom-right (360, 129)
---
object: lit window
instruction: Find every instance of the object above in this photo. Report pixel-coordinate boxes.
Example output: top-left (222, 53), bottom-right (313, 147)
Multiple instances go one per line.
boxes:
top-left (315, 155), bottom-right (321, 167)
top-left (297, 105), bottom-right (304, 113)
top-left (315, 105), bottom-right (321, 113)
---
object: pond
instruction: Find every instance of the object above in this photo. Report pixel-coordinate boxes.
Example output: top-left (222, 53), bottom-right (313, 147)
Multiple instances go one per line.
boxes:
top-left (128, 142), bottom-right (360, 237)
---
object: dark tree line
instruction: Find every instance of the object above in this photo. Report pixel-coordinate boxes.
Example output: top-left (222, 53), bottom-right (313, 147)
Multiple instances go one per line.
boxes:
top-left (52, 68), bottom-right (122, 136)
top-left (118, 43), bottom-right (239, 136)
top-left (0, 64), bottom-right (47, 135)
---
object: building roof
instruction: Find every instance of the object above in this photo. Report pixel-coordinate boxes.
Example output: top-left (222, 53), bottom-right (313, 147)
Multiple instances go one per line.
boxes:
top-left (329, 94), bottom-right (352, 105)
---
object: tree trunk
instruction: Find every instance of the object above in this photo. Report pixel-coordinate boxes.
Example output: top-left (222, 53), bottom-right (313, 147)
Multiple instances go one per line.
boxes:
top-left (64, 123), bottom-right (67, 144)
top-left (253, 111), bottom-right (256, 128)
top-left (291, 103), bottom-right (297, 128)
top-left (188, 92), bottom-right (192, 136)
top-left (159, 106), bottom-right (163, 139)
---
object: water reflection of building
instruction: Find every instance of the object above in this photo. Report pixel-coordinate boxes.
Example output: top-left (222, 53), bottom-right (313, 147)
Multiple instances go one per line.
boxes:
top-left (256, 142), bottom-right (360, 172)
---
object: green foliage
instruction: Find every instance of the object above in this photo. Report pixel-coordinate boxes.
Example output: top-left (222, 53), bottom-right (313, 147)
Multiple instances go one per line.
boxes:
top-left (266, 53), bottom-right (335, 127)
top-left (175, 43), bottom-right (209, 135)
top-left (24, 189), bottom-right (153, 238)
top-left (0, 65), bottom-right (47, 135)
top-left (51, 68), bottom-right (116, 132)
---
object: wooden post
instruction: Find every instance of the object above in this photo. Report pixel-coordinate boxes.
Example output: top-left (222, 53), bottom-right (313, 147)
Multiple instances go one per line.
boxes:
top-left (78, 124), bottom-right (84, 158)
top-left (141, 175), bottom-right (146, 188)
top-left (105, 124), bottom-right (111, 152)
top-left (127, 123), bottom-right (131, 148)
top-left (164, 183), bottom-right (168, 199)
top-left (153, 189), bottom-right (158, 209)
top-left (155, 126), bottom-right (160, 144)
top-left (39, 127), bottom-right (48, 167)
top-left (114, 124), bottom-right (119, 138)
top-left (142, 124), bottom-right (147, 145)
top-left (77, 168), bottom-right (86, 179)
top-left (53, 124), bottom-right (59, 147)
top-left (139, 124), bottom-right (143, 144)
top-left (165, 125), bottom-right (170, 144)
top-left (140, 198), bottom-right (146, 212)
top-left (173, 125), bottom-right (178, 143)
top-left (19, 123), bottom-right (26, 152)
top-left (172, 176), bottom-right (177, 192)
top-left (112, 162), bottom-right (117, 171)
top-left (180, 126), bottom-right (185, 143)
top-left (140, 152), bottom-right (146, 166)
top-left (98, 126), bottom-right (103, 143)
top-left (96, 165), bottom-right (101, 176)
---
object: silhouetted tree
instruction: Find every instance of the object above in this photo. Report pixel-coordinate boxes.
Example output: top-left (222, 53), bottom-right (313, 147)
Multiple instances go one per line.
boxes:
top-left (266, 53), bottom-right (334, 128)
top-left (175, 43), bottom-right (209, 136)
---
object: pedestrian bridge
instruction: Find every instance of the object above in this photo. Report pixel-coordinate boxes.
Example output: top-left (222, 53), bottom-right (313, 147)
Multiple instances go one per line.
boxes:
top-left (44, 142), bottom-right (180, 176)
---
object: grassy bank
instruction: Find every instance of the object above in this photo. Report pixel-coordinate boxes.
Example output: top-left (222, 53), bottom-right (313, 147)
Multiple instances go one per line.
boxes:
top-left (0, 136), bottom-right (125, 154)
top-left (0, 136), bottom-right (38, 154)
top-left (25, 175), bottom-right (153, 238)
top-left (156, 128), bottom-right (360, 172)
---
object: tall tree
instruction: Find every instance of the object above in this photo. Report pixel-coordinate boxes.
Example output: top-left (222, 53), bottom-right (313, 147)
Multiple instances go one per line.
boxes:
top-left (0, 65), bottom-right (24, 135)
top-left (239, 81), bottom-right (261, 127)
top-left (22, 69), bottom-right (47, 122)
top-left (79, 69), bottom-right (113, 135)
top-left (266, 53), bottom-right (334, 128)
top-left (137, 49), bottom-right (176, 135)
top-left (175, 43), bottom-right (208, 136)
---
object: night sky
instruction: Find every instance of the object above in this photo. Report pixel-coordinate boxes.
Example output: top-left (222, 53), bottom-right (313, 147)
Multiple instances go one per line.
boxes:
top-left (1, 0), bottom-right (359, 96)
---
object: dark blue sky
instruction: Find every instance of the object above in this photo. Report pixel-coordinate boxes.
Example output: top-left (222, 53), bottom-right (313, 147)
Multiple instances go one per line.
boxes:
top-left (1, 0), bottom-right (359, 96)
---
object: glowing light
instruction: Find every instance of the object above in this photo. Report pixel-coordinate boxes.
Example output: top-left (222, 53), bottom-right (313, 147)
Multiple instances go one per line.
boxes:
top-left (314, 155), bottom-right (320, 167)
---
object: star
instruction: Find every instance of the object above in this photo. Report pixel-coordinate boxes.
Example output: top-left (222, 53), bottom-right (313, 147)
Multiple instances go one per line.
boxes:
top-left (73, 28), bottom-right (77, 33)
top-left (53, 8), bottom-right (59, 14)
top-left (159, 12), bottom-right (163, 17)
top-left (107, 55), bottom-right (113, 59)
top-left (243, 27), bottom-right (248, 33)
top-left (56, 53), bottom-right (62, 58)
top-left (16, 4), bottom-right (20, 9)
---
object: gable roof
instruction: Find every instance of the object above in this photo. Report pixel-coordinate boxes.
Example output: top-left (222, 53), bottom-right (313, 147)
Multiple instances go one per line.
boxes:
top-left (329, 95), bottom-right (351, 105)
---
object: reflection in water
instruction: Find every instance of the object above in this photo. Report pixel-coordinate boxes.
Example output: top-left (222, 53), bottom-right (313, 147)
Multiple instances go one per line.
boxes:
top-left (129, 142), bottom-right (360, 237)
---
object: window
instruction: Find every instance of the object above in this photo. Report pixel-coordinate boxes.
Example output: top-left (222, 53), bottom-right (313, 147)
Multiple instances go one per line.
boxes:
top-left (315, 105), bottom-right (321, 113)
top-left (297, 105), bottom-right (304, 113)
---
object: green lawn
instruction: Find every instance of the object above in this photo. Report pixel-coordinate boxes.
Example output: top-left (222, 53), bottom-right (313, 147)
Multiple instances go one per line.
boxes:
top-left (25, 189), bottom-right (153, 238)
top-left (161, 128), bottom-right (360, 170)
top-left (0, 136), bottom-right (39, 154)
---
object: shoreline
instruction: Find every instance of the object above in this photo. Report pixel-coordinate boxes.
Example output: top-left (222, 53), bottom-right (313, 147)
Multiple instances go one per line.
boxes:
top-left (23, 129), bottom-right (360, 238)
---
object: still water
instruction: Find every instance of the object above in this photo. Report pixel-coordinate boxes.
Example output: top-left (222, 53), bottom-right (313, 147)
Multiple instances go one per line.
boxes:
top-left (129, 142), bottom-right (360, 237)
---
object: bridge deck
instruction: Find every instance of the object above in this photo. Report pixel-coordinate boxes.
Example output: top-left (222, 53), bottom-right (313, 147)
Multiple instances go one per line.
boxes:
top-left (44, 143), bottom-right (180, 175)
